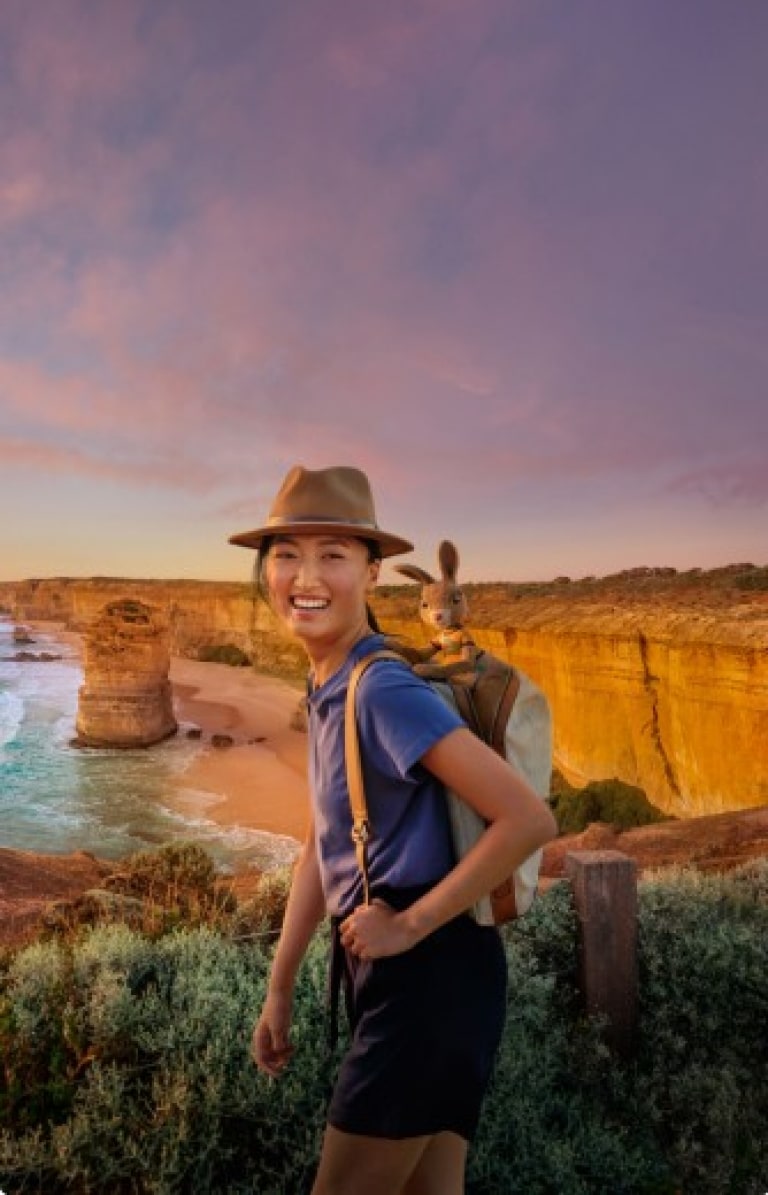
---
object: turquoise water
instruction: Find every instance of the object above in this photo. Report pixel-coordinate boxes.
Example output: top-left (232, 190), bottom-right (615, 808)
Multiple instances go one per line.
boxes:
top-left (0, 620), bottom-right (298, 871)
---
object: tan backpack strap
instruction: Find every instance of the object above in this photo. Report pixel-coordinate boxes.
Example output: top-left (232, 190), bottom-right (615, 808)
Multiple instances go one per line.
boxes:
top-left (344, 649), bottom-right (407, 906)
top-left (490, 669), bottom-right (521, 757)
top-left (452, 659), bottom-right (521, 758)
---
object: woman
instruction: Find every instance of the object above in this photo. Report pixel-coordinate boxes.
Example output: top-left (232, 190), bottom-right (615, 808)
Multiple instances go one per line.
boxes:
top-left (230, 465), bottom-right (557, 1195)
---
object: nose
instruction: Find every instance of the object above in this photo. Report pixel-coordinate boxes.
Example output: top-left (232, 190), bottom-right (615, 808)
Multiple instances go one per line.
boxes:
top-left (294, 555), bottom-right (321, 587)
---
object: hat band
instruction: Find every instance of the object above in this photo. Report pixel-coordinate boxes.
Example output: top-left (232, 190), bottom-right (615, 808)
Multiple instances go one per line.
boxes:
top-left (266, 515), bottom-right (380, 532)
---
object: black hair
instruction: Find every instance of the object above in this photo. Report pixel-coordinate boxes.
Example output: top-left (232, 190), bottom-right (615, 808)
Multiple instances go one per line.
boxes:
top-left (253, 537), bottom-right (273, 606)
top-left (360, 540), bottom-right (383, 629)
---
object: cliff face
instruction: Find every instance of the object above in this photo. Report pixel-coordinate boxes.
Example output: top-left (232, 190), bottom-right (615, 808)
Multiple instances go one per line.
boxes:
top-left (76, 600), bottom-right (177, 748)
top-left (477, 620), bottom-right (766, 818)
top-left (5, 573), bottom-right (767, 817)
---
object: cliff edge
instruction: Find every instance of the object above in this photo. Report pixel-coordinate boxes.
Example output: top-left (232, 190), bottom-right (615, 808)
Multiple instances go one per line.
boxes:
top-left (2, 564), bottom-right (766, 818)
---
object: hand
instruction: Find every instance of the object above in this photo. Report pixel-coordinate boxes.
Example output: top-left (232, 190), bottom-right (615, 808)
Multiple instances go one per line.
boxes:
top-left (339, 899), bottom-right (417, 960)
top-left (251, 990), bottom-right (294, 1078)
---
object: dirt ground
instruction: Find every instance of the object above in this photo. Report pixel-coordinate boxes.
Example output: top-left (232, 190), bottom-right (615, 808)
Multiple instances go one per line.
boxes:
top-left (2, 805), bottom-right (766, 949)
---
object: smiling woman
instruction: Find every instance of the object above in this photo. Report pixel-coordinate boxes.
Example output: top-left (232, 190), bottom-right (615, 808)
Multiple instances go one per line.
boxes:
top-left (262, 534), bottom-right (381, 677)
top-left (228, 465), bottom-right (557, 1195)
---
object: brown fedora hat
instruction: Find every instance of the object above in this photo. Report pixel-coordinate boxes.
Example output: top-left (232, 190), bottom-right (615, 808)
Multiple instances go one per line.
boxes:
top-left (228, 465), bottom-right (413, 558)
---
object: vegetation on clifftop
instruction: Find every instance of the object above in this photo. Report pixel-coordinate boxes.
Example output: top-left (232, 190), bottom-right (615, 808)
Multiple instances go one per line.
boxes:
top-left (373, 560), bottom-right (768, 629)
top-left (549, 772), bottom-right (672, 835)
top-left (0, 846), bottom-right (766, 1194)
top-left (197, 643), bottom-right (252, 667)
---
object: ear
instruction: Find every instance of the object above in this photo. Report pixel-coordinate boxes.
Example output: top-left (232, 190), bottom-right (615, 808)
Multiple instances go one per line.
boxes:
top-left (394, 564), bottom-right (435, 585)
top-left (438, 541), bottom-right (459, 582)
top-left (366, 558), bottom-right (381, 591)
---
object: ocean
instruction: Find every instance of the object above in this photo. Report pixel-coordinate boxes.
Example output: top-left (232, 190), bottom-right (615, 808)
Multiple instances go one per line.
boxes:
top-left (0, 619), bottom-right (298, 872)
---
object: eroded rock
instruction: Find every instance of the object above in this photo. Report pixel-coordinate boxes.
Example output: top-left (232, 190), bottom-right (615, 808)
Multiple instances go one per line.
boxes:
top-left (75, 599), bottom-right (177, 748)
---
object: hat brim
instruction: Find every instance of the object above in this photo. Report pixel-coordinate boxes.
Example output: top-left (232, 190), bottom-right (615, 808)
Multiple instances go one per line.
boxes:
top-left (228, 520), bottom-right (413, 558)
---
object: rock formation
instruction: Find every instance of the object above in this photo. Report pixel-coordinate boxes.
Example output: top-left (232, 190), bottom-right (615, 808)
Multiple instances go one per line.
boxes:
top-left (6, 568), bottom-right (767, 816)
top-left (75, 600), bottom-right (177, 748)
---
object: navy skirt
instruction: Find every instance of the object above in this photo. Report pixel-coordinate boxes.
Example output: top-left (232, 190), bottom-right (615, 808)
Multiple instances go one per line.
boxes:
top-left (328, 885), bottom-right (507, 1141)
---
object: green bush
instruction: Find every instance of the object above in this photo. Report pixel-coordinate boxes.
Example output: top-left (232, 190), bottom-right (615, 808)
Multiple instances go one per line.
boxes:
top-left (470, 884), bottom-right (670, 1194)
top-left (0, 926), bottom-right (331, 1193)
top-left (115, 841), bottom-right (219, 901)
top-left (197, 643), bottom-right (251, 667)
top-left (39, 843), bottom-right (240, 943)
top-left (550, 772), bottom-right (670, 834)
top-left (230, 865), bottom-right (294, 941)
top-left (631, 862), bottom-right (768, 1195)
top-left (726, 565), bottom-right (768, 592)
top-left (1, 864), bottom-right (766, 1193)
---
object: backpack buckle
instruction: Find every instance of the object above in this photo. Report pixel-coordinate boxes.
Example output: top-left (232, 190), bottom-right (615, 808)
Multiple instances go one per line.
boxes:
top-left (351, 819), bottom-right (371, 845)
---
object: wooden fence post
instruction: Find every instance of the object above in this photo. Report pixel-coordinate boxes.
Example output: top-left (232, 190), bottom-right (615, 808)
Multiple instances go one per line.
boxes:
top-left (565, 850), bottom-right (638, 1056)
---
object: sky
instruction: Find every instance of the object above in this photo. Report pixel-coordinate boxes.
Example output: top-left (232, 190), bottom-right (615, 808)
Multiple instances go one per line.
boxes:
top-left (1, 0), bottom-right (766, 585)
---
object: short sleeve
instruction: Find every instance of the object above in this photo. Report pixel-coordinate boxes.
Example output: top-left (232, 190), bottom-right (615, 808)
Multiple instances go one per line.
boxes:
top-left (356, 660), bottom-right (463, 778)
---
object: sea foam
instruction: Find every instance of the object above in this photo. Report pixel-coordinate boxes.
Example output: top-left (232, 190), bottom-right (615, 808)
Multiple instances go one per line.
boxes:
top-left (0, 620), bottom-right (298, 870)
top-left (0, 688), bottom-right (24, 754)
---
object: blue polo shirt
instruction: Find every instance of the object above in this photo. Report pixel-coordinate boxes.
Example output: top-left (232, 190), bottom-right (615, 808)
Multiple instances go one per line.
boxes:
top-left (307, 635), bottom-right (462, 917)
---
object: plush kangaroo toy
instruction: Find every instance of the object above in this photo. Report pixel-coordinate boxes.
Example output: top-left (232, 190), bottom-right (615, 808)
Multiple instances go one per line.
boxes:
top-left (394, 540), bottom-right (478, 675)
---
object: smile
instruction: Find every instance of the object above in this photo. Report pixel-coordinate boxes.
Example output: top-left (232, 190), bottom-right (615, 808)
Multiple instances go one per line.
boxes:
top-left (290, 597), bottom-right (330, 610)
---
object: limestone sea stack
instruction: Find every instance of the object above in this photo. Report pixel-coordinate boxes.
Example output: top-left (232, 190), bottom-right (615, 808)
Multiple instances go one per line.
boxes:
top-left (75, 600), bottom-right (177, 748)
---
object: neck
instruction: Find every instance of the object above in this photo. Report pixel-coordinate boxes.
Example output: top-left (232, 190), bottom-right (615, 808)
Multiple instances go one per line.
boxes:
top-left (308, 620), bottom-right (375, 687)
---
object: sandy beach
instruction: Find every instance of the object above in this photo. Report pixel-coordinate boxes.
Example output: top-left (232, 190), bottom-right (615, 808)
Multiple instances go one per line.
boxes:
top-left (22, 620), bottom-right (311, 850)
top-left (169, 658), bottom-right (310, 846)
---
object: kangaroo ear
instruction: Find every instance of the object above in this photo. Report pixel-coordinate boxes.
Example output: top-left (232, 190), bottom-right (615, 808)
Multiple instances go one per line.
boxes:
top-left (394, 564), bottom-right (436, 585)
top-left (438, 540), bottom-right (459, 582)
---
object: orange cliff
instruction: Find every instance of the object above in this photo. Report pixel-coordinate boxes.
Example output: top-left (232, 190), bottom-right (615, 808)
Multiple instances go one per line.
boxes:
top-left (2, 568), bottom-right (767, 819)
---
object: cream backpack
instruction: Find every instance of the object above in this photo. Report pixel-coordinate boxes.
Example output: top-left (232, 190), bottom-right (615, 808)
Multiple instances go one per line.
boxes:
top-left (345, 636), bottom-right (552, 925)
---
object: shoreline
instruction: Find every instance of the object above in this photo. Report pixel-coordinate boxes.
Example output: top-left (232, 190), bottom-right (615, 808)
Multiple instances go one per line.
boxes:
top-left (169, 657), bottom-right (310, 846)
top-left (17, 620), bottom-right (311, 855)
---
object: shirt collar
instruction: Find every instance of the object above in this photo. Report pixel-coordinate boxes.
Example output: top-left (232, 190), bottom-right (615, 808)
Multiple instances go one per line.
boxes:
top-left (307, 632), bottom-right (385, 709)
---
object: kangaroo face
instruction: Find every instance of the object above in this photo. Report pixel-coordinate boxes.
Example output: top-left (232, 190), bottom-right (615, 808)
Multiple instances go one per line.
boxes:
top-left (420, 581), bottom-right (468, 631)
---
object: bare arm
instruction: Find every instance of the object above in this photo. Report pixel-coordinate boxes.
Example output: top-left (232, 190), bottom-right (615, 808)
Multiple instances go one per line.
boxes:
top-left (341, 727), bottom-right (557, 958)
top-left (251, 820), bottom-right (326, 1076)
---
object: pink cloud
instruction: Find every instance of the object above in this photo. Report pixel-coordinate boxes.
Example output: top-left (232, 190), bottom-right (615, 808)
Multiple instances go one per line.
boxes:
top-left (0, 434), bottom-right (220, 492)
top-left (0, 0), bottom-right (765, 582)
top-left (10, 2), bottom-right (146, 105)
top-left (670, 460), bottom-right (768, 507)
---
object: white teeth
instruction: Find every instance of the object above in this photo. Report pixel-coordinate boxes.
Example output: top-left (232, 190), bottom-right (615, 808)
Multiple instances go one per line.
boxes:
top-left (292, 597), bottom-right (329, 610)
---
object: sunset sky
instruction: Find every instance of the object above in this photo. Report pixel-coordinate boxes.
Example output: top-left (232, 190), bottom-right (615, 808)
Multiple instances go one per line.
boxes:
top-left (1, 0), bottom-right (766, 584)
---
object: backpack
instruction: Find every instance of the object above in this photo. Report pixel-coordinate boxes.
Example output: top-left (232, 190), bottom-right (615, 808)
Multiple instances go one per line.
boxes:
top-left (344, 638), bottom-right (553, 925)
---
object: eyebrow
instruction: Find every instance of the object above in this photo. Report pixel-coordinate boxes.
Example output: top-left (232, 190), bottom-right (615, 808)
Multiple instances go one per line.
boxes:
top-left (272, 535), bottom-right (354, 548)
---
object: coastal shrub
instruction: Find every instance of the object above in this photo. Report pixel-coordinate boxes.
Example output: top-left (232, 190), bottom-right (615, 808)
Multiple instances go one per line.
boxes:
top-left (1, 866), bottom-right (766, 1193)
top-left (197, 643), bottom-right (251, 666)
top-left (107, 841), bottom-right (236, 925)
top-left (0, 939), bottom-right (78, 1130)
top-left (38, 843), bottom-right (239, 943)
top-left (230, 864), bottom-right (293, 941)
top-left (116, 841), bottom-right (217, 897)
top-left (470, 883), bottom-right (671, 1194)
top-left (0, 925), bottom-right (331, 1193)
top-left (630, 861), bottom-right (768, 1195)
top-left (550, 772), bottom-right (670, 834)
top-left (731, 565), bottom-right (768, 591)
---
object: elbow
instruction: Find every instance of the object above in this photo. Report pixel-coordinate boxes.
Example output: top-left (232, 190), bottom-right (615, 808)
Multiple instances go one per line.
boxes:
top-left (498, 798), bottom-right (558, 861)
top-left (537, 800), bottom-right (559, 848)
top-left (518, 799), bottom-right (558, 854)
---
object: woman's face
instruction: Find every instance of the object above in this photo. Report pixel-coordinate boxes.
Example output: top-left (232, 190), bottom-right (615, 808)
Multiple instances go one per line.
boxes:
top-left (263, 534), bottom-right (379, 648)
